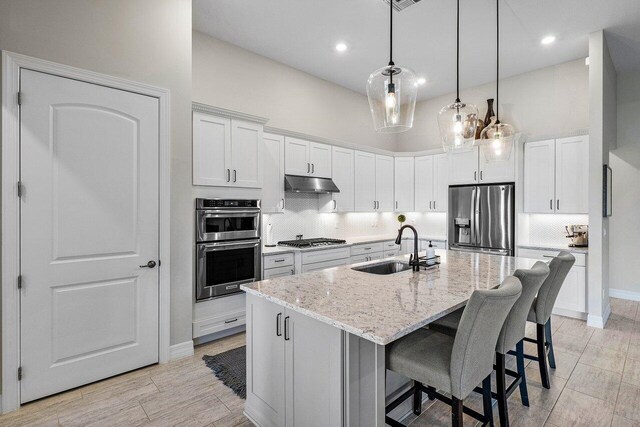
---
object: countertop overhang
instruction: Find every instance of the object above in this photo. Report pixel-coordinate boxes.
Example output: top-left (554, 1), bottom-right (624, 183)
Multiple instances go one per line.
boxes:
top-left (242, 250), bottom-right (539, 345)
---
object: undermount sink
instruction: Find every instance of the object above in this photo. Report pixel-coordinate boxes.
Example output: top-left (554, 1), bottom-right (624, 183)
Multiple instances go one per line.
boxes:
top-left (352, 260), bottom-right (413, 275)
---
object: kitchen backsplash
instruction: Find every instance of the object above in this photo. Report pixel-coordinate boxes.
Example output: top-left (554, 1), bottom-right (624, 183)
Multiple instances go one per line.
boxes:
top-left (262, 193), bottom-right (447, 244)
top-left (518, 213), bottom-right (589, 246)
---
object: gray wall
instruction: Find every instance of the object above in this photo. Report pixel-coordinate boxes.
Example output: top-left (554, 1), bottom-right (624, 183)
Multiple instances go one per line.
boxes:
top-left (193, 31), bottom-right (396, 151)
top-left (610, 70), bottom-right (640, 294)
top-left (397, 59), bottom-right (589, 151)
top-left (0, 0), bottom-right (194, 346)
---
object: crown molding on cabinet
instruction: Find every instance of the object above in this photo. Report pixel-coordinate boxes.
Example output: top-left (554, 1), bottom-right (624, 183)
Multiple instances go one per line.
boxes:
top-left (192, 102), bottom-right (270, 125)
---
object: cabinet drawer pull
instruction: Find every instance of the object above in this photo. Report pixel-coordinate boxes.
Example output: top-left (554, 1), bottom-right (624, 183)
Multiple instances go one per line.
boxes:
top-left (364, 247), bottom-right (372, 250)
top-left (225, 318), bottom-right (238, 324)
top-left (274, 259), bottom-right (285, 263)
top-left (276, 313), bottom-right (282, 336)
top-left (284, 316), bottom-right (290, 341)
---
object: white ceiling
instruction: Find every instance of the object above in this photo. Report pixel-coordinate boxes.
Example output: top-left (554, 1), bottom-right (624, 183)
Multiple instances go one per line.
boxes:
top-left (193, 0), bottom-right (640, 101)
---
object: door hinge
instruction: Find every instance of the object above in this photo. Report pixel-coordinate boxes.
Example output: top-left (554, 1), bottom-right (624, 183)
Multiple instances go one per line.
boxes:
top-left (17, 275), bottom-right (22, 289)
top-left (18, 367), bottom-right (22, 381)
top-left (17, 92), bottom-right (22, 105)
top-left (17, 181), bottom-right (23, 198)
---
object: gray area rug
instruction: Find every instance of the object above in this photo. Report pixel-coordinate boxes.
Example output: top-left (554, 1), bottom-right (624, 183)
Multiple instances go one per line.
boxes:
top-left (203, 346), bottom-right (246, 399)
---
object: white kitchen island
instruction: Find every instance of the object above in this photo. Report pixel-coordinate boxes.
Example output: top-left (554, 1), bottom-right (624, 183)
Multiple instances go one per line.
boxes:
top-left (241, 250), bottom-right (538, 427)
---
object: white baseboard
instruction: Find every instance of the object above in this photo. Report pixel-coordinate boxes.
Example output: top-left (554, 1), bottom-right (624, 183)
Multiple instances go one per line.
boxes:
top-left (169, 340), bottom-right (194, 361)
top-left (610, 288), bottom-right (640, 302)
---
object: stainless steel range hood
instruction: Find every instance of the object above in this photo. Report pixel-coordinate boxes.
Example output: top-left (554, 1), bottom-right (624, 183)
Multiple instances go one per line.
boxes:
top-left (284, 175), bottom-right (340, 194)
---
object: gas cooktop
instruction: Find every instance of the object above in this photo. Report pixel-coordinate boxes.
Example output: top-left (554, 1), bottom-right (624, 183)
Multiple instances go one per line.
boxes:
top-left (278, 238), bottom-right (347, 248)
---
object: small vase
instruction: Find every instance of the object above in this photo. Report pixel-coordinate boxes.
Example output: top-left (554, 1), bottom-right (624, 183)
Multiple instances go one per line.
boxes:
top-left (474, 115), bottom-right (485, 140)
top-left (483, 99), bottom-right (495, 128)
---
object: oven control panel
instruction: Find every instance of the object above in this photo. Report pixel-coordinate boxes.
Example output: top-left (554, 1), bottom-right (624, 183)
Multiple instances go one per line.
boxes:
top-left (197, 199), bottom-right (260, 209)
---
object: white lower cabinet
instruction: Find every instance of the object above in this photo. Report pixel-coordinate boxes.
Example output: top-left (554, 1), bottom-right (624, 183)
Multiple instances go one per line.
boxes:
top-left (517, 248), bottom-right (587, 316)
top-left (263, 253), bottom-right (295, 279)
top-left (246, 293), bottom-right (343, 427)
top-left (193, 293), bottom-right (245, 339)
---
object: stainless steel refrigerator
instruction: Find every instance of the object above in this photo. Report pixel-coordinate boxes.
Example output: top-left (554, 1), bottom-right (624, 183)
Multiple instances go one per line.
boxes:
top-left (448, 184), bottom-right (515, 256)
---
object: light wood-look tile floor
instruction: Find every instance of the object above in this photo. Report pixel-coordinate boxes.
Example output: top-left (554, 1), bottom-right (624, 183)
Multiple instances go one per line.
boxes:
top-left (3, 298), bottom-right (640, 426)
top-left (0, 332), bottom-right (249, 427)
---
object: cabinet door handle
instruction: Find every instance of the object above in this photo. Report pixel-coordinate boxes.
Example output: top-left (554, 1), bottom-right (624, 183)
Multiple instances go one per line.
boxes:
top-left (333, 199), bottom-right (337, 210)
top-left (284, 316), bottom-right (290, 340)
top-left (290, 269), bottom-right (295, 275)
top-left (557, 199), bottom-right (560, 211)
top-left (233, 169), bottom-right (237, 182)
top-left (373, 200), bottom-right (376, 210)
top-left (429, 201), bottom-right (432, 210)
top-left (550, 199), bottom-right (553, 210)
top-left (281, 198), bottom-right (285, 210)
top-left (480, 170), bottom-right (483, 181)
top-left (395, 201), bottom-right (398, 210)
top-left (311, 163), bottom-right (315, 174)
top-left (226, 169), bottom-right (230, 182)
top-left (474, 171), bottom-right (477, 181)
top-left (276, 313), bottom-right (282, 337)
top-left (433, 201), bottom-right (436, 210)
top-left (307, 163), bottom-right (310, 173)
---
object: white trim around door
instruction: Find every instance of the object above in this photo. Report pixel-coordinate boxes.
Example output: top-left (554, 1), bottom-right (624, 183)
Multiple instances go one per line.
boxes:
top-left (1, 51), bottom-right (172, 413)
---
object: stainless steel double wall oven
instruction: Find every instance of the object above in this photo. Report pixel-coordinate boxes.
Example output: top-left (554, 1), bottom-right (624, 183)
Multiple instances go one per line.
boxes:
top-left (195, 199), bottom-right (261, 301)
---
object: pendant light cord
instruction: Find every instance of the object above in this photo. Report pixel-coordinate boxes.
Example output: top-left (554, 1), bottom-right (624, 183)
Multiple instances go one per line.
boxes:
top-left (495, 0), bottom-right (500, 124)
top-left (389, 0), bottom-right (394, 67)
top-left (455, 0), bottom-right (460, 103)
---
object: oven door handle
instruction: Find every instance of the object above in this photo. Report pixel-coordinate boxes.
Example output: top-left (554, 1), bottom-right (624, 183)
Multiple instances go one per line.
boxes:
top-left (198, 240), bottom-right (261, 251)
top-left (198, 211), bottom-right (260, 218)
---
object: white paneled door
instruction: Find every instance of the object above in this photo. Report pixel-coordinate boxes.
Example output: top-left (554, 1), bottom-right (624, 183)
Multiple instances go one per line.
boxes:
top-left (19, 70), bottom-right (160, 403)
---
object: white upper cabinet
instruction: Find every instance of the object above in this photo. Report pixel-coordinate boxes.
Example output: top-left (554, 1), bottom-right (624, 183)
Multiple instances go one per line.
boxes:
top-left (320, 147), bottom-right (354, 212)
top-left (414, 156), bottom-right (434, 212)
top-left (354, 151), bottom-right (376, 212)
top-left (262, 133), bottom-right (285, 213)
top-left (433, 154), bottom-right (449, 212)
top-left (449, 147), bottom-right (479, 185)
top-left (231, 120), bottom-right (263, 188)
top-left (449, 145), bottom-right (515, 185)
top-left (193, 112), bottom-right (263, 188)
top-left (375, 154), bottom-right (395, 212)
top-left (524, 136), bottom-right (588, 214)
top-left (193, 112), bottom-right (231, 187)
top-left (524, 139), bottom-right (555, 213)
top-left (284, 137), bottom-right (332, 178)
top-left (478, 145), bottom-right (515, 183)
top-left (309, 142), bottom-right (332, 178)
top-left (414, 154), bottom-right (449, 212)
top-left (285, 137), bottom-right (311, 176)
top-left (394, 157), bottom-right (414, 212)
top-left (555, 136), bottom-right (589, 214)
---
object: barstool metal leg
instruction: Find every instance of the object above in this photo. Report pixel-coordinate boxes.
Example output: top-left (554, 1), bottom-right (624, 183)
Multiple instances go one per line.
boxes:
top-left (545, 319), bottom-right (556, 369)
top-left (482, 374), bottom-right (495, 427)
top-left (515, 340), bottom-right (529, 407)
top-left (537, 323), bottom-right (551, 389)
top-left (413, 381), bottom-right (422, 415)
top-left (496, 353), bottom-right (509, 427)
top-left (451, 396), bottom-right (464, 427)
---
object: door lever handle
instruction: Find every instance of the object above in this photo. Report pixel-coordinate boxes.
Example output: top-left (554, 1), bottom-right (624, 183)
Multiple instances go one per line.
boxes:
top-left (140, 260), bottom-right (157, 268)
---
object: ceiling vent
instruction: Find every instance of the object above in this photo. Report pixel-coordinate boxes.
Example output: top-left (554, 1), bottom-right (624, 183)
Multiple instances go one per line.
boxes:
top-left (382, 0), bottom-right (422, 12)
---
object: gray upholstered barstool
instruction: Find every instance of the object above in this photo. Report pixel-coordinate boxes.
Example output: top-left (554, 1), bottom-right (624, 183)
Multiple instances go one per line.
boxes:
top-left (525, 251), bottom-right (575, 389)
top-left (430, 262), bottom-right (550, 427)
top-left (385, 277), bottom-right (522, 427)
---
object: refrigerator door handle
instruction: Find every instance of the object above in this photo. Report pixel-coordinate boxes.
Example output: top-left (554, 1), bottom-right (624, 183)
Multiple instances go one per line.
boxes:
top-left (470, 186), bottom-right (477, 246)
top-left (474, 186), bottom-right (481, 246)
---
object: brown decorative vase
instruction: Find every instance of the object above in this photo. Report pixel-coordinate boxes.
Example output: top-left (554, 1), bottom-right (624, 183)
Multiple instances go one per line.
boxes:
top-left (484, 98), bottom-right (495, 128)
top-left (474, 115), bottom-right (485, 140)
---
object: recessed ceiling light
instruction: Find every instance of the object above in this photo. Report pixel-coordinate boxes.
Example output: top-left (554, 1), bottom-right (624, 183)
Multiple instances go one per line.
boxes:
top-left (417, 77), bottom-right (427, 85)
top-left (335, 43), bottom-right (348, 52)
top-left (541, 35), bottom-right (556, 45)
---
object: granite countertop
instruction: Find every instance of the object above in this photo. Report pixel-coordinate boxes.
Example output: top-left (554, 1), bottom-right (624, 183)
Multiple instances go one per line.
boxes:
top-left (263, 235), bottom-right (447, 255)
top-left (517, 243), bottom-right (588, 255)
top-left (243, 250), bottom-right (538, 345)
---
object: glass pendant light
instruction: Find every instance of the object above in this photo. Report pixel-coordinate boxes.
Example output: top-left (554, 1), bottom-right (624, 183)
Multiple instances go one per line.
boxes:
top-left (366, 0), bottom-right (417, 133)
top-left (437, 0), bottom-right (478, 152)
top-left (478, 0), bottom-right (515, 161)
